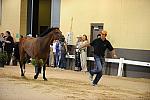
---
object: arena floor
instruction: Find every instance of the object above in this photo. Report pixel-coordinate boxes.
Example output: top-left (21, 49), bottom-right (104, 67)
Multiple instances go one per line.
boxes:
top-left (0, 65), bottom-right (150, 100)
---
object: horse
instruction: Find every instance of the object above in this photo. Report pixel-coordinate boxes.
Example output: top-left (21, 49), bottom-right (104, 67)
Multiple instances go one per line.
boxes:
top-left (18, 27), bottom-right (62, 80)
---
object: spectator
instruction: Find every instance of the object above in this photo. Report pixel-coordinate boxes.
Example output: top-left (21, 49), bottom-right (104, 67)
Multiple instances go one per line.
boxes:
top-left (0, 33), bottom-right (5, 52)
top-left (4, 31), bottom-right (14, 65)
top-left (49, 44), bottom-right (54, 67)
top-left (59, 35), bottom-right (68, 70)
top-left (80, 34), bottom-right (89, 72)
top-left (53, 39), bottom-right (61, 68)
top-left (75, 35), bottom-right (82, 71)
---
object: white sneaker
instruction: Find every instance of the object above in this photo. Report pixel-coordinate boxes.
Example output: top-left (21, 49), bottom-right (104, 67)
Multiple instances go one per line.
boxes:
top-left (92, 83), bottom-right (97, 87)
top-left (89, 74), bottom-right (93, 82)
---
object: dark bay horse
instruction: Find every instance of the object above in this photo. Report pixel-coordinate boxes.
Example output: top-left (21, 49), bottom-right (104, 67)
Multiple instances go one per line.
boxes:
top-left (19, 28), bottom-right (62, 80)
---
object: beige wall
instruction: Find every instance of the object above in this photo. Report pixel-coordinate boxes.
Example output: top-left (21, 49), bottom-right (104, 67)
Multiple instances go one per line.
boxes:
top-left (0, 0), bottom-right (2, 24)
top-left (0, 0), bottom-right (27, 41)
top-left (0, 0), bottom-right (21, 40)
top-left (20, 0), bottom-right (27, 37)
top-left (60, 0), bottom-right (150, 50)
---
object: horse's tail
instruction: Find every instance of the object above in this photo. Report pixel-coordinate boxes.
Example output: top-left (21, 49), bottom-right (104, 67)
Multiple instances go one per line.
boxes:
top-left (14, 37), bottom-right (25, 60)
top-left (13, 42), bottom-right (20, 60)
top-left (13, 36), bottom-right (24, 62)
top-left (17, 37), bottom-right (31, 63)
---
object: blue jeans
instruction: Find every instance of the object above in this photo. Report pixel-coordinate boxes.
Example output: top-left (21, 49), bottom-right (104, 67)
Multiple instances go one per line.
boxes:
top-left (59, 52), bottom-right (66, 69)
top-left (90, 55), bottom-right (104, 85)
top-left (54, 52), bottom-right (60, 67)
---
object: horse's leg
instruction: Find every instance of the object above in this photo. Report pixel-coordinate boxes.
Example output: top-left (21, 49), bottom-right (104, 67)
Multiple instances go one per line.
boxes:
top-left (19, 49), bottom-right (26, 77)
top-left (19, 61), bottom-right (24, 76)
top-left (34, 66), bottom-right (41, 79)
top-left (23, 63), bottom-right (26, 74)
top-left (34, 60), bottom-right (41, 79)
top-left (23, 61), bottom-right (26, 75)
top-left (43, 64), bottom-right (47, 81)
top-left (42, 59), bottom-right (48, 81)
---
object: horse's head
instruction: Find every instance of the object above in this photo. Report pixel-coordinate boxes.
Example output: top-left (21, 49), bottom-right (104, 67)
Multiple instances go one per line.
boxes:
top-left (39, 27), bottom-right (63, 44)
top-left (51, 28), bottom-right (63, 40)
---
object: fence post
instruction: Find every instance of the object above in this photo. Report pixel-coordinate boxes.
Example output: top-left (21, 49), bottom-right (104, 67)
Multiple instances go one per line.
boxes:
top-left (117, 58), bottom-right (124, 77)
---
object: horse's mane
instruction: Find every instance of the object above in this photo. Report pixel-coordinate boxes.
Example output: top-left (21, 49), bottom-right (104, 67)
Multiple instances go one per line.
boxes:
top-left (39, 27), bottom-right (59, 37)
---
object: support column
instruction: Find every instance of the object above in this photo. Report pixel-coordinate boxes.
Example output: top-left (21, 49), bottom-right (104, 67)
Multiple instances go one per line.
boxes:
top-left (51, 0), bottom-right (61, 27)
top-left (27, 0), bottom-right (39, 37)
top-left (117, 58), bottom-right (124, 77)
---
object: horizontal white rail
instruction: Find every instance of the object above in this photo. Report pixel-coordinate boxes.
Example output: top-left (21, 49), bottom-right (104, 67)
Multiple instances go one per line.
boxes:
top-left (66, 55), bottom-right (150, 77)
top-left (123, 60), bottom-right (150, 67)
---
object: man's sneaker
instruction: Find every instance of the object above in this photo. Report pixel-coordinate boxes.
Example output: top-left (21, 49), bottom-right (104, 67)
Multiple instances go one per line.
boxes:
top-left (89, 74), bottom-right (93, 82)
top-left (61, 68), bottom-right (64, 71)
top-left (92, 83), bottom-right (97, 86)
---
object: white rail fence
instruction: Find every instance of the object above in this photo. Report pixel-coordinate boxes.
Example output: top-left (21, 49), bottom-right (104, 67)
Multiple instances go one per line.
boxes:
top-left (66, 55), bottom-right (150, 77)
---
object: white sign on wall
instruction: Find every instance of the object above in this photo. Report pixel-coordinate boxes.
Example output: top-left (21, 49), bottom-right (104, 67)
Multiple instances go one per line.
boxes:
top-left (66, 32), bottom-right (73, 45)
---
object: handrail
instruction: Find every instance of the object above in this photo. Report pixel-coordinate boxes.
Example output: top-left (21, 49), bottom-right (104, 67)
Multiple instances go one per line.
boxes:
top-left (66, 55), bottom-right (150, 77)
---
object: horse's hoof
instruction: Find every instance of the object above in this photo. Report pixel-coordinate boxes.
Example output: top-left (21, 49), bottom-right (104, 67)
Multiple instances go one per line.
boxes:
top-left (34, 75), bottom-right (38, 79)
top-left (21, 73), bottom-right (24, 76)
top-left (21, 76), bottom-right (26, 79)
top-left (21, 76), bottom-right (25, 79)
top-left (43, 78), bottom-right (48, 81)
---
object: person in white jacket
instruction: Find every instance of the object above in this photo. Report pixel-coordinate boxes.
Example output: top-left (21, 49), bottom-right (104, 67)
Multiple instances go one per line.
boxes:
top-left (53, 40), bottom-right (61, 67)
top-left (80, 34), bottom-right (89, 72)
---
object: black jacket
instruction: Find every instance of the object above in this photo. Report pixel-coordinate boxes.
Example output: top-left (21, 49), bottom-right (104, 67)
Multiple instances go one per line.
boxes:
top-left (4, 36), bottom-right (14, 52)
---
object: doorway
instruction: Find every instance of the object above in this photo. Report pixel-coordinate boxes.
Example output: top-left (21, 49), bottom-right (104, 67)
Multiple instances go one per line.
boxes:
top-left (88, 23), bottom-right (104, 56)
top-left (90, 23), bottom-right (104, 41)
top-left (27, 0), bottom-right (51, 37)
top-left (39, 0), bottom-right (51, 34)
top-left (87, 23), bottom-right (104, 69)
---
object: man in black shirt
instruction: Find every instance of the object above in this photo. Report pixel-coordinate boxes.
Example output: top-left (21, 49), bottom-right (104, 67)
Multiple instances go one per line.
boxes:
top-left (4, 31), bottom-right (14, 65)
top-left (80, 30), bottom-right (117, 86)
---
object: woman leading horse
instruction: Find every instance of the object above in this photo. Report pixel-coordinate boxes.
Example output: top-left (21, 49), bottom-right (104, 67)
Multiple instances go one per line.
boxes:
top-left (18, 27), bottom-right (62, 80)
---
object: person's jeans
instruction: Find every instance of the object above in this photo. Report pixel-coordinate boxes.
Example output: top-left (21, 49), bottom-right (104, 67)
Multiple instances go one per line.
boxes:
top-left (59, 52), bottom-right (66, 69)
top-left (55, 52), bottom-right (60, 67)
top-left (90, 55), bottom-right (104, 85)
